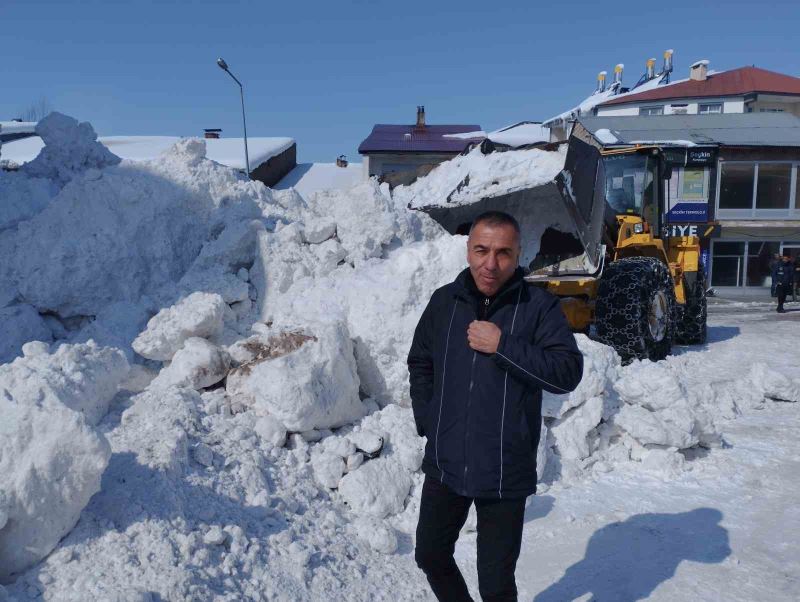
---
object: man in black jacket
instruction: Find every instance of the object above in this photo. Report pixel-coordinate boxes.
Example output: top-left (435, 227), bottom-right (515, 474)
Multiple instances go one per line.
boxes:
top-left (408, 211), bottom-right (584, 601)
top-left (772, 254), bottom-right (794, 313)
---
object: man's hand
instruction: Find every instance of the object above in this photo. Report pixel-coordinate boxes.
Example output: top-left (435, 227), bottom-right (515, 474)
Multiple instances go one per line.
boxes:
top-left (467, 321), bottom-right (502, 354)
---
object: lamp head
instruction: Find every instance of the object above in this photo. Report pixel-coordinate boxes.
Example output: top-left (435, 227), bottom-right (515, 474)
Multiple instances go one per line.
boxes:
top-left (216, 58), bottom-right (229, 71)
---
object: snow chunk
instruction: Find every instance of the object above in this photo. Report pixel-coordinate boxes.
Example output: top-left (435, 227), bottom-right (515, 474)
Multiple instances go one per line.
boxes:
top-left (116, 387), bottom-right (201, 472)
top-left (338, 457), bottom-right (412, 518)
top-left (226, 323), bottom-right (365, 431)
top-left (0, 340), bottom-right (129, 426)
top-left (311, 451), bottom-right (346, 489)
top-left (353, 517), bottom-right (398, 554)
top-left (550, 396), bottom-right (604, 461)
top-left (0, 390), bottom-right (111, 581)
top-left (254, 415), bottom-right (287, 448)
top-left (133, 292), bottom-right (227, 361)
top-left (23, 112), bottom-right (120, 187)
top-left (150, 337), bottom-right (231, 390)
top-left (749, 362), bottom-right (800, 402)
top-left (0, 304), bottom-right (52, 365)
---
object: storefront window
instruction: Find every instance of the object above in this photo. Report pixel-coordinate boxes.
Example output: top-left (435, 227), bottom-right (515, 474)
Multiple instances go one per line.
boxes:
top-left (746, 241), bottom-right (781, 286)
top-left (711, 242), bottom-right (745, 286)
top-left (719, 163), bottom-right (755, 209)
top-left (755, 164), bottom-right (792, 209)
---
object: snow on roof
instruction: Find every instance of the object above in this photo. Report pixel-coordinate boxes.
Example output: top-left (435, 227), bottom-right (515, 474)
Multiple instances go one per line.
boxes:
top-left (543, 72), bottom-right (683, 127)
top-left (274, 162), bottom-right (363, 198)
top-left (596, 66), bottom-right (796, 107)
top-left (0, 121), bottom-right (37, 135)
top-left (442, 122), bottom-right (549, 148)
top-left (0, 135), bottom-right (295, 170)
top-left (357, 124), bottom-right (483, 154)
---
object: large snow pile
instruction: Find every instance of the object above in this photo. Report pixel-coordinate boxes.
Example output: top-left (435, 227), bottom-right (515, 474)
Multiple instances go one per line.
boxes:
top-left (2, 114), bottom-right (793, 598)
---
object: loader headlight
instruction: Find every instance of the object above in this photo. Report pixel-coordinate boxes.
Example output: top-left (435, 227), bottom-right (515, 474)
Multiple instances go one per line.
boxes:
top-left (633, 223), bottom-right (644, 234)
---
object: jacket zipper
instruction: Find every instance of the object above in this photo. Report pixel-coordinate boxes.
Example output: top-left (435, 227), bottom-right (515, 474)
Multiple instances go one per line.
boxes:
top-left (463, 297), bottom-right (489, 494)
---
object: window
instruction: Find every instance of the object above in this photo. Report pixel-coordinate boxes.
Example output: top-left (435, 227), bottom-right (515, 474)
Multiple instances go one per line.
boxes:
top-left (719, 163), bottom-right (755, 209)
top-left (759, 108), bottom-right (785, 113)
top-left (699, 103), bottom-right (723, 114)
top-left (602, 153), bottom-right (656, 216)
top-left (746, 242), bottom-right (781, 286)
top-left (756, 163), bottom-right (791, 209)
top-left (711, 242), bottom-right (745, 286)
top-left (639, 106), bottom-right (664, 116)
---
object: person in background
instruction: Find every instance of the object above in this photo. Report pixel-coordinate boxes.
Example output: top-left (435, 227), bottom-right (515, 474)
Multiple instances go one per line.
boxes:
top-left (770, 253), bottom-right (781, 298)
top-left (793, 255), bottom-right (800, 302)
top-left (771, 255), bottom-right (794, 313)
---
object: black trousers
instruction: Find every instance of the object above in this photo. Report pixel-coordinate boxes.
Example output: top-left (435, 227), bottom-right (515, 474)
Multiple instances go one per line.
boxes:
top-left (415, 476), bottom-right (526, 602)
top-left (777, 284), bottom-right (787, 310)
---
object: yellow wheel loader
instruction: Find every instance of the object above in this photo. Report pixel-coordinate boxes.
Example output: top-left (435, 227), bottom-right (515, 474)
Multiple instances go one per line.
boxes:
top-left (418, 123), bottom-right (707, 363)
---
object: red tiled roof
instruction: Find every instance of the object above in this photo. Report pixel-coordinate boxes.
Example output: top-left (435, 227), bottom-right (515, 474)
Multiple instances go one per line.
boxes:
top-left (599, 66), bottom-right (800, 107)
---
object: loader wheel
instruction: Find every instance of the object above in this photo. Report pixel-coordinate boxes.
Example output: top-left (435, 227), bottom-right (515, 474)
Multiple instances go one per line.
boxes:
top-left (595, 257), bottom-right (676, 363)
top-left (675, 271), bottom-right (707, 345)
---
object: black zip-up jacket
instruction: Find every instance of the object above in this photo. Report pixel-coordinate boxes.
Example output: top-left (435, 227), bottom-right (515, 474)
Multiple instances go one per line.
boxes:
top-left (772, 261), bottom-right (795, 287)
top-left (407, 267), bottom-right (583, 499)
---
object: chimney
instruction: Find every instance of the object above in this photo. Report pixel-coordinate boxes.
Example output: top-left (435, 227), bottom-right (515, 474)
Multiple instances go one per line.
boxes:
top-left (597, 71), bottom-right (607, 92)
top-left (646, 58), bottom-right (656, 80)
top-left (663, 49), bottom-right (674, 74)
top-left (416, 105), bottom-right (426, 129)
top-left (690, 60), bottom-right (709, 81)
top-left (204, 128), bottom-right (222, 139)
top-left (613, 64), bottom-right (624, 85)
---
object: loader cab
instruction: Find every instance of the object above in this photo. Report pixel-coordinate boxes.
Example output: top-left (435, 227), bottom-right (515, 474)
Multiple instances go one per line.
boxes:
top-left (601, 149), bottom-right (662, 234)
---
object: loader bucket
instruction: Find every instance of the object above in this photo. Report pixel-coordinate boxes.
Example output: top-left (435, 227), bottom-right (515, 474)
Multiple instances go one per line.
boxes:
top-left (414, 136), bottom-right (608, 278)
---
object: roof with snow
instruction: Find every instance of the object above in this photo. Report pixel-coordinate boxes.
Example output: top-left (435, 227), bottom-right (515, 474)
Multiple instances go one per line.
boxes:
top-left (579, 113), bottom-right (800, 147)
top-left (442, 121), bottom-right (550, 148)
top-left (0, 121), bottom-right (37, 144)
top-left (357, 124), bottom-right (483, 154)
top-left (598, 66), bottom-right (800, 107)
top-left (0, 135), bottom-right (294, 170)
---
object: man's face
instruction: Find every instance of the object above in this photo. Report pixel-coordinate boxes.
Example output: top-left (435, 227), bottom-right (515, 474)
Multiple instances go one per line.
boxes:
top-left (467, 222), bottom-right (521, 296)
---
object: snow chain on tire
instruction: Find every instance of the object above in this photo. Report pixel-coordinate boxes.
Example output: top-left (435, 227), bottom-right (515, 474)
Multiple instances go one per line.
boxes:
top-left (595, 256), bottom-right (676, 363)
top-left (675, 270), bottom-right (707, 345)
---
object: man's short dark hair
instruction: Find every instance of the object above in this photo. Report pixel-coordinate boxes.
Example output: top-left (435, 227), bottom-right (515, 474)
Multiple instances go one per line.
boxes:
top-left (469, 211), bottom-right (521, 237)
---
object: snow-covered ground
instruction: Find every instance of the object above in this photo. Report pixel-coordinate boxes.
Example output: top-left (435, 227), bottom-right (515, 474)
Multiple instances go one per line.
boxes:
top-left (1, 113), bottom-right (798, 601)
top-left (274, 162), bottom-right (362, 200)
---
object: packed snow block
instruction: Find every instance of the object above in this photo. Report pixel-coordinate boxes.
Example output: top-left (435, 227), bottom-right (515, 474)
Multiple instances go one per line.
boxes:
top-left (613, 360), bottom-right (684, 412)
top-left (0, 170), bottom-right (53, 231)
top-left (308, 180), bottom-right (397, 264)
top-left (177, 267), bottom-right (250, 305)
top-left (117, 387), bottom-right (201, 473)
top-left (254, 415), bottom-right (287, 448)
top-left (0, 392), bottom-right (111, 582)
top-left (150, 337), bottom-right (231, 390)
top-left (133, 292), bottom-right (227, 361)
top-left (0, 340), bottom-right (129, 426)
top-left (0, 304), bottom-right (52, 365)
top-left (273, 235), bottom-right (467, 406)
top-left (226, 323), bottom-right (365, 431)
top-left (549, 396), bottom-right (604, 461)
top-left (542, 335), bottom-right (621, 419)
top-left (351, 404), bottom-right (425, 472)
top-left (352, 517), bottom-right (398, 554)
top-left (749, 362), bottom-right (800, 402)
top-left (311, 450), bottom-right (346, 489)
top-left (338, 457), bottom-right (412, 518)
top-left (614, 404), bottom-right (696, 449)
top-left (0, 133), bottom-right (282, 318)
top-left (302, 215), bottom-right (337, 244)
top-left (23, 112), bottom-right (120, 187)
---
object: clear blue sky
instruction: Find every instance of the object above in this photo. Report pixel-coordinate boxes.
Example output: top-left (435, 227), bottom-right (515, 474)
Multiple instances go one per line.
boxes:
top-left (4, 0), bottom-right (799, 162)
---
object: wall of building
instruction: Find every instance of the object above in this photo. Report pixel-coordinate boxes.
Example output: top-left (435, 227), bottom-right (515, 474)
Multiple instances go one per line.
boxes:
top-left (749, 100), bottom-right (800, 116)
top-left (363, 152), bottom-right (458, 178)
top-left (249, 143), bottom-right (297, 188)
top-left (595, 97), bottom-right (745, 117)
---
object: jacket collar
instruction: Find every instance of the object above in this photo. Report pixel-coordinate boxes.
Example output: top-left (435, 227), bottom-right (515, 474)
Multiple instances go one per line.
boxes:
top-left (453, 267), bottom-right (525, 304)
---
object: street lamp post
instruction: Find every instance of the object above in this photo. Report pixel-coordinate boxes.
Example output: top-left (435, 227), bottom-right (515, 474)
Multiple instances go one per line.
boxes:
top-left (216, 57), bottom-right (251, 176)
